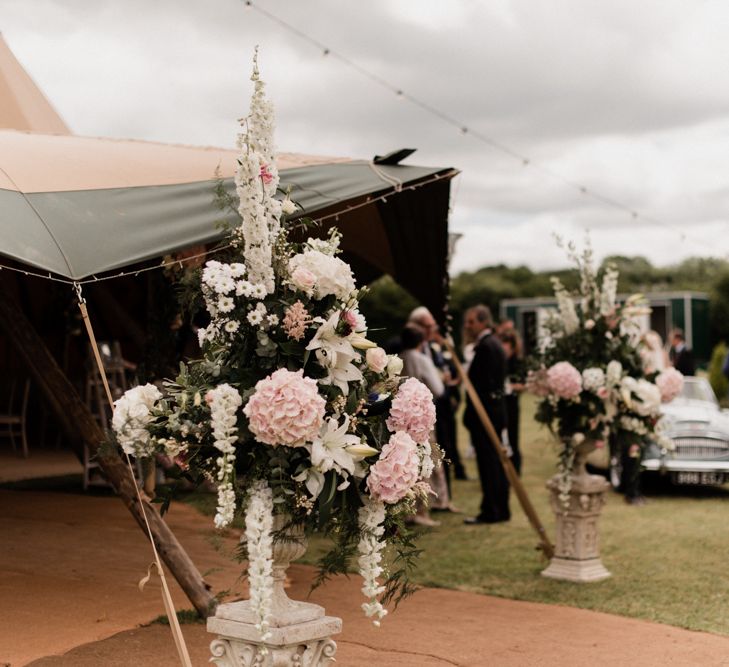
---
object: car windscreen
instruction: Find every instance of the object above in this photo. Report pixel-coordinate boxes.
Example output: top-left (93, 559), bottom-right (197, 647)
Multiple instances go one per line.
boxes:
top-left (679, 379), bottom-right (718, 405)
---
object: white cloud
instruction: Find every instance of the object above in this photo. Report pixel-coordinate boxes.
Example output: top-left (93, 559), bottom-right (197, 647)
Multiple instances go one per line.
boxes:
top-left (3, 0), bottom-right (729, 276)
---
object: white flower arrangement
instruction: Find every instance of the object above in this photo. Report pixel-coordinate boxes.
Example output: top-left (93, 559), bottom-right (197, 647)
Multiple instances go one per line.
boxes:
top-left (111, 54), bottom-right (438, 637)
top-left (533, 238), bottom-right (678, 493)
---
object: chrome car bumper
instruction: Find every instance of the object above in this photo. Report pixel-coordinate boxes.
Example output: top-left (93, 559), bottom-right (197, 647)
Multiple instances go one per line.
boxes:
top-left (642, 458), bottom-right (729, 473)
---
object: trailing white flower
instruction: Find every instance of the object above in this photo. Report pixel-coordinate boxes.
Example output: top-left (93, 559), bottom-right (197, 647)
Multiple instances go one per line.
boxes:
top-left (418, 441), bottom-right (435, 480)
top-left (245, 480), bottom-right (275, 642)
top-left (357, 497), bottom-right (388, 626)
top-left (207, 383), bottom-right (243, 529)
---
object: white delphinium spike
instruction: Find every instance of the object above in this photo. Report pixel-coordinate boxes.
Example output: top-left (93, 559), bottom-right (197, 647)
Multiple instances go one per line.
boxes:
top-left (357, 498), bottom-right (388, 626)
top-left (207, 384), bottom-right (243, 528)
top-left (245, 480), bottom-right (275, 642)
top-left (550, 277), bottom-right (579, 335)
top-left (234, 48), bottom-right (280, 293)
top-left (600, 265), bottom-right (619, 317)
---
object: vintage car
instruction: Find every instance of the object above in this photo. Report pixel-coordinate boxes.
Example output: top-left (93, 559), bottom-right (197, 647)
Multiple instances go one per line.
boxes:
top-left (642, 377), bottom-right (729, 486)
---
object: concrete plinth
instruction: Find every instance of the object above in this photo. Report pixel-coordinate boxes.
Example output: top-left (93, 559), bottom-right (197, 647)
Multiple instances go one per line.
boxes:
top-left (542, 463), bottom-right (612, 583)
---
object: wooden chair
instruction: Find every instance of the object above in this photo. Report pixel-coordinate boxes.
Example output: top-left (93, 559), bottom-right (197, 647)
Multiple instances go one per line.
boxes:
top-left (0, 378), bottom-right (30, 458)
top-left (84, 341), bottom-right (130, 489)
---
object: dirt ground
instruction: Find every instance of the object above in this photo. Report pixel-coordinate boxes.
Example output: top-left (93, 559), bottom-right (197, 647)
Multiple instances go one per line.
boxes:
top-left (4, 484), bottom-right (729, 666)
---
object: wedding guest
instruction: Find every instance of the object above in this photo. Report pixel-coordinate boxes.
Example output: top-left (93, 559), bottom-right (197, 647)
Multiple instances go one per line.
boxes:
top-left (408, 307), bottom-right (466, 484)
top-left (669, 329), bottom-right (695, 376)
top-left (462, 305), bottom-right (510, 525)
top-left (498, 329), bottom-right (525, 476)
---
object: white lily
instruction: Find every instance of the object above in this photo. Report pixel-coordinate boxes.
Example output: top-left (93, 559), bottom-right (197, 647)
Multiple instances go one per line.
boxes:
top-left (346, 443), bottom-right (379, 458)
top-left (293, 467), bottom-right (325, 498)
top-left (349, 332), bottom-right (377, 350)
top-left (310, 415), bottom-right (362, 476)
top-left (307, 311), bottom-right (363, 394)
top-left (296, 416), bottom-right (374, 499)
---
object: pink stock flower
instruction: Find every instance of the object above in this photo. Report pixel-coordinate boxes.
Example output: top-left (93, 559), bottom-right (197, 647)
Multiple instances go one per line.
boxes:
top-left (386, 377), bottom-right (436, 443)
top-left (547, 361), bottom-right (583, 400)
top-left (243, 369), bottom-right (325, 447)
top-left (655, 368), bottom-right (684, 403)
top-left (367, 431), bottom-right (420, 504)
top-left (259, 163), bottom-right (274, 184)
top-left (282, 301), bottom-right (310, 341)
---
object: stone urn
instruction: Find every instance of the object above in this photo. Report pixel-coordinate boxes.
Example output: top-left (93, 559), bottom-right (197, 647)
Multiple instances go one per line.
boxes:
top-left (208, 514), bottom-right (342, 666)
top-left (541, 440), bottom-right (611, 583)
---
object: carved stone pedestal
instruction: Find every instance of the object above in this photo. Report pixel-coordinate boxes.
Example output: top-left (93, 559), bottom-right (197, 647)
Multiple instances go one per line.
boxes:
top-left (208, 516), bottom-right (342, 666)
top-left (208, 600), bottom-right (341, 666)
top-left (542, 453), bottom-right (611, 583)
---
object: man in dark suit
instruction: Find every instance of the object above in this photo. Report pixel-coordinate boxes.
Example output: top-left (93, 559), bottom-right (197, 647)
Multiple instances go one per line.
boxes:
top-left (462, 304), bottom-right (510, 524)
top-left (669, 329), bottom-right (695, 376)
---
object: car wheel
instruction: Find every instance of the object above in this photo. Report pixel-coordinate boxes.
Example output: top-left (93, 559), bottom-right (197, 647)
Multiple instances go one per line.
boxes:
top-left (609, 456), bottom-right (622, 491)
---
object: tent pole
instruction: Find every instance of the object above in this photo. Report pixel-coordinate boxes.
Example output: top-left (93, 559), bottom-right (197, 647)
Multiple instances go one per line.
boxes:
top-left (0, 286), bottom-right (217, 619)
top-left (445, 339), bottom-right (555, 559)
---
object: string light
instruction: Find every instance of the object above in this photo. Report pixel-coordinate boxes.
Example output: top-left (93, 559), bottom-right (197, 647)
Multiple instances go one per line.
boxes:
top-left (243, 0), bottom-right (719, 256)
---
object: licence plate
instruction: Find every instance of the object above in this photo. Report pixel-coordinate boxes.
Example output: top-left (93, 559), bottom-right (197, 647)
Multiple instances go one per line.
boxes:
top-left (672, 471), bottom-right (726, 485)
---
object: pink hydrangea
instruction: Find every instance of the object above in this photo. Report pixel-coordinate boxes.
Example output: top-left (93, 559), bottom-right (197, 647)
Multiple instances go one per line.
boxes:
top-left (547, 361), bottom-right (583, 399)
top-left (243, 368), bottom-right (325, 447)
top-left (386, 377), bottom-right (436, 443)
top-left (656, 368), bottom-right (684, 403)
top-left (366, 431), bottom-right (420, 504)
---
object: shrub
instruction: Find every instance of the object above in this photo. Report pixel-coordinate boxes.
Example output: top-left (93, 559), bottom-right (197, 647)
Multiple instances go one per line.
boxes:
top-left (707, 342), bottom-right (729, 402)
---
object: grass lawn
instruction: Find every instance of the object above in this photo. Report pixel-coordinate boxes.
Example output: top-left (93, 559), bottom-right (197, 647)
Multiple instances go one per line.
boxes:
top-left (299, 394), bottom-right (729, 636)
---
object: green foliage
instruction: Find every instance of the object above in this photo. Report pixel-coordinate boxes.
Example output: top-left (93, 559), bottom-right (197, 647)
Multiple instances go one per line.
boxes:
top-left (357, 276), bottom-right (418, 346)
top-left (152, 608), bottom-right (204, 625)
top-left (710, 272), bottom-right (729, 345)
top-left (708, 342), bottom-right (729, 401)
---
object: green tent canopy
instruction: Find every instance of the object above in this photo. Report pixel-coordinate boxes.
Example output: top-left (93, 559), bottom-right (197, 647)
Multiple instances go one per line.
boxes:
top-left (0, 130), bottom-right (455, 318)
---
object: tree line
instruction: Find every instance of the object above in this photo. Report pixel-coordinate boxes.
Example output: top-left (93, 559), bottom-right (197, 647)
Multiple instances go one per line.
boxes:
top-left (361, 255), bottom-right (729, 350)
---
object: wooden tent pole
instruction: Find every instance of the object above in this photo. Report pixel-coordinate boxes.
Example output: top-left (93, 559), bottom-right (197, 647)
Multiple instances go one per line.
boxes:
top-left (0, 287), bottom-right (217, 618)
top-left (445, 339), bottom-right (555, 559)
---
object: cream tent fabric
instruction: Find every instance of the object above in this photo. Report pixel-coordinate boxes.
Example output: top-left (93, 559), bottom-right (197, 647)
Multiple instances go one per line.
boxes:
top-left (0, 130), bottom-right (348, 193)
top-left (0, 127), bottom-right (451, 285)
top-left (0, 34), bottom-right (70, 135)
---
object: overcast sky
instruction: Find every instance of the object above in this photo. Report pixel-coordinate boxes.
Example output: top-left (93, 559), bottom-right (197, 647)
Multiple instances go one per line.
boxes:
top-left (3, 0), bottom-right (729, 274)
